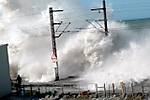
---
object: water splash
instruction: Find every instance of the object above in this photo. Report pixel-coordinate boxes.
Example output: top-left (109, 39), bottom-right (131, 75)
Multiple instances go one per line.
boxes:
top-left (1, 0), bottom-right (150, 84)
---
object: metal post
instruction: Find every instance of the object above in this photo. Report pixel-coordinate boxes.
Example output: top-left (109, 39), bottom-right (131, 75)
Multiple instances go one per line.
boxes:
top-left (112, 83), bottom-right (115, 96)
top-left (108, 84), bottom-right (111, 97)
top-left (142, 84), bottom-right (144, 94)
top-left (95, 83), bottom-right (98, 98)
top-left (61, 87), bottom-right (64, 94)
top-left (103, 0), bottom-right (108, 36)
top-left (30, 84), bottom-right (33, 96)
top-left (131, 83), bottom-right (134, 96)
top-left (104, 83), bottom-right (107, 97)
top-left (49, 7), bottom-right (63, 81)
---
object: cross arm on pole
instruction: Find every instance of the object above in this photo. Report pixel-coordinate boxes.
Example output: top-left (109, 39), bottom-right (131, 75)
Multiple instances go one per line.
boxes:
top-left (53, 10), bottom-right (64, 12)
top-left (55, 22), bottom-right (71, 38)
top-left (91, 8), bottom-right (103, 11)
top-left (49, 7), bottom-right (63, 12)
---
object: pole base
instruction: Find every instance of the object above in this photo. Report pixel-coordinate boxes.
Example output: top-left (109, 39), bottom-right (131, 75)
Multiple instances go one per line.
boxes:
top-left (55, 76), bottom-right (59, 81)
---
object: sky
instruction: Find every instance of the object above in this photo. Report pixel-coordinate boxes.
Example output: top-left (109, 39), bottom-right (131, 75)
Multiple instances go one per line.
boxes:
top-left (108, 0), bottom-right (150, 20)
top-left (81, 0), bottom-right (150, 20)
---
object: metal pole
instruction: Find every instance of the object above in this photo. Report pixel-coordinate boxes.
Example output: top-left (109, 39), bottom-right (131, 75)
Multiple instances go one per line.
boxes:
top-left (108, 84), bottom-right (111, 97)
top-left (30, 85), bottom-right (33, 96)
top-left (49, 7), bottom-right (59, 81)
top-left (95, 83), bottom-right (98, 98)
top-left (131, 83), bottom-right (134, 96)
top-left (112, 83), bottom-right (115, 96)
top-left (142, 84), bottom-right (144, 94)
top-left (104, 83), bottom-right (107, 97)
top-left (103, 0), bottom-right (108, 36)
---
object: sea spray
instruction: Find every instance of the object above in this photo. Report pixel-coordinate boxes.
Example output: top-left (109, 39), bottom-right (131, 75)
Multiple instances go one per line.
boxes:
top-left (82, 22), bottom-right (150, 86)
top-left (0, 0), bottom-right (98, 81)
top-left (1, 0), bottom-right (150, 85)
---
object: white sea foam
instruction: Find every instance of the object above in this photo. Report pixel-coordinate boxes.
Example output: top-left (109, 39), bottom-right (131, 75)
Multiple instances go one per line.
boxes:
top-left (0, 0), bottom-right (150, 85)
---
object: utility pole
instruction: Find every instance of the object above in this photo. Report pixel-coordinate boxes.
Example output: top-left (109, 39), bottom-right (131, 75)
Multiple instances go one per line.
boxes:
top-left (103, 0), bottom-right (108, 35)
top-left (49, 7), bottom-right (63, 81)
top-left (91, 0), bottom-right (108, 36)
